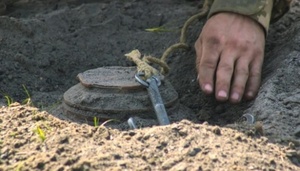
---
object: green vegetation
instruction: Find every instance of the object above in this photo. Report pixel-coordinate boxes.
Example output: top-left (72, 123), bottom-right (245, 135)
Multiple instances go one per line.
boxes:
top-left (93, 117), bottom-right (120, 127)
top-left (9, 131), bottom-right (18, 138)
top-left (15, 162), bottom-right (24, 171)
top-left (22, 84), bottom-right (32, 105)
top-left (93, 116), bottom-right (99, 127)
top-left (145, 26), bottom-right (173, 32)
top-left (34, 126), bottom-right (46, 142)
top-left (4, 95), bottom-right (13, 107)
top-left (2, 84), bottom-right (32, 107)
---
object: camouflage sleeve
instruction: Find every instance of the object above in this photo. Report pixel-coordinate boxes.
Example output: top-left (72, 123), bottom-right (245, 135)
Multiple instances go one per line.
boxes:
top-left (207, 0), bottom-right (290, 34)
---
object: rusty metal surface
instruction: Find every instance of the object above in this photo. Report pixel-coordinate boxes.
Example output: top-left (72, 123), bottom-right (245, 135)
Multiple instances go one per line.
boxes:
top-left (77, 66), bottom-right (142, 89)
top-left (63, 66), bottom-right (179, 121)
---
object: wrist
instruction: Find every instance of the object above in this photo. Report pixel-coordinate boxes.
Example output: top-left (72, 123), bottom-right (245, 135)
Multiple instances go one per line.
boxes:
top-left (208, 0), bottom-right (273, 35)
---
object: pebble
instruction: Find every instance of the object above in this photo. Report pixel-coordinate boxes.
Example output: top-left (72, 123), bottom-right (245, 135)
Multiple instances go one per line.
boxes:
top-left (162, 157), bottom-right (183, 170)
top-left (188, 148), bottom-right (201, 157)
top-left (209, 153), bottom-right (218, 162)
top-left (212, 127), bottom-right (221, 135)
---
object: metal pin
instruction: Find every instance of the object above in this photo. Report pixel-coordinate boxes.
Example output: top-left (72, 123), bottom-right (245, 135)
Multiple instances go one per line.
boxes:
top-left (127, 117), bottom-right (137, 129)
top-left (135, 73), bottom-right (170, 125)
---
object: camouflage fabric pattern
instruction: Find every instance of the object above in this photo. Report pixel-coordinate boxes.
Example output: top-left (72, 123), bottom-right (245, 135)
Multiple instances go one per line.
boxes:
top-left (208, 0), bottom-right (291, 33)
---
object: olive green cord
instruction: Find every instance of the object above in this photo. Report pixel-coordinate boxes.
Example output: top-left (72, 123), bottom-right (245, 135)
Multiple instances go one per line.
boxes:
top-left (125, 0), bottom-right (211, 79)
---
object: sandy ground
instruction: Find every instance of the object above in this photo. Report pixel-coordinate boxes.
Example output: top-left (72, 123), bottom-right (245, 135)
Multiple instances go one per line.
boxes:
top-left (0, 0), bottom-right (300, 170)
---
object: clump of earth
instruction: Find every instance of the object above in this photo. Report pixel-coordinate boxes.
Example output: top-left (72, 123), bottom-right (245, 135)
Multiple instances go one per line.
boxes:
top-left (0, 0), bottom-right (300, 170)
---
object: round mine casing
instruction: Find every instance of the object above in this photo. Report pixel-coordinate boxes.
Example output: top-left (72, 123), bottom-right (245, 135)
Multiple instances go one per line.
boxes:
top-left (63, 66), bottom-right (178, 122)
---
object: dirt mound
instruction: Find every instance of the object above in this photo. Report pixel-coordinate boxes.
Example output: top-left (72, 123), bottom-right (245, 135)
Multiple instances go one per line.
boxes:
top-left (0, 103), bottom-right (298, 170)
top-left (0, 0), bottom-right (300, 170)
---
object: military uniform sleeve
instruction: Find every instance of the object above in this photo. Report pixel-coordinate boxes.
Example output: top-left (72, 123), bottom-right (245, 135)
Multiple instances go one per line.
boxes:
top-left (207, 0), bottom-right (290, 34)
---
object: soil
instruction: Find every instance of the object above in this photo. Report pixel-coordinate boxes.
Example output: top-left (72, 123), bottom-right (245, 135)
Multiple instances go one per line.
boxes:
top-left (0, 0), bottom-right (300, 170)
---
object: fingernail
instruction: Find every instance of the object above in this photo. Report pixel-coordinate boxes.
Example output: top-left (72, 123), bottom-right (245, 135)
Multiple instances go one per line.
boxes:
top-left (231, 92), bottom-right (240, 101)
top-left (247, 91), bottom-right (254, 98)
top-left (204, 84), bottom-right (213, 93)
top-left (218, 90), bottom-right (227, 99)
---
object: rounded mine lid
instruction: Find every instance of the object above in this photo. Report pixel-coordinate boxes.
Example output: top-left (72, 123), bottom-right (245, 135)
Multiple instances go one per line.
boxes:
top-left (63, 66), bottom-right (178, 122)
top-left (77, 66), bottom-right (142, 89)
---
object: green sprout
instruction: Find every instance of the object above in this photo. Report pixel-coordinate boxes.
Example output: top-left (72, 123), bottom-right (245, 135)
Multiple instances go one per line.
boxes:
top-left (4, 95), bottom-right (14, 107)
top-left (15, 161), bottom-right (24, 171)
top-left (93, 116), bottom-right (99, 127)
top-left (145, 26), bottom-right (173, 32)
top-left (9, 131), bottom-right (18, 138)
top-left (93, 117), bottom-right (120, 127)
top-left (22, 85), bottom-right (32, 105)
top-left (34, 126), bottom-right (46, 142)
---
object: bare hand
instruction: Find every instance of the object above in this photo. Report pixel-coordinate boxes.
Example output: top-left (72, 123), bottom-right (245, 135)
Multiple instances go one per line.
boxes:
top-left (195, 12), bottom-right (265, 103)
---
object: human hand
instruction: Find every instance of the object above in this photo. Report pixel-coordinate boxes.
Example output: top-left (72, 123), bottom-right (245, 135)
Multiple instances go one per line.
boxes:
top-left (195, 12), bottom-right (265, 103)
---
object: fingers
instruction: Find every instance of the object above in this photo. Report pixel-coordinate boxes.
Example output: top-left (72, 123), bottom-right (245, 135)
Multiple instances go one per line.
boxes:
top-left (196, 36), bottom-right (221, 95)
top-left (195, 12), bottom-right (265, 103)
top-left (229, 57), bottom-right (250, 103)
top-left (196, 37), bottom-right (252, 102)
top-left (217, 49), bottom-right (262, 103)
top-left (196, 38), bottom-right (263, 103)
top-left (215, 50), bottom-right (236, 101)
top-left (244, 54), bottom-right (264, 100)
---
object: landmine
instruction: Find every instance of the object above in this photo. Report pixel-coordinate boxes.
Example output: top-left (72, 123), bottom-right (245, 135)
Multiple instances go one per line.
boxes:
top-left (62, 66), bottom-right (186, 125)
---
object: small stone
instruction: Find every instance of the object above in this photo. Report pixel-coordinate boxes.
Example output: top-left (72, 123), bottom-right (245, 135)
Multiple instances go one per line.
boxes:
top-left (128, 131), bottom-right (136, 136)
top-left (124, 135), bottom-right (131, 140)
top-left (59, 136), bottom-right (69, 144)
top-left (202, 121), bottom-right (209, 125)
top-left (162, 157), bottom-right (183, 170)
top-left (178, 129), bottom-right (188, 137)
top-left (212, 127), bottom-right (221, 135)
top-left (171, 162), bottom-right (188, 171)
top-left (269, 158), bottom-right (277, 168)
top-left (288, 142), bottom-right (295, 149)
top-left (188, 148), bottom-right (201, 156)
top-left (143, 134), bottom-right (150, 140)
top-left (208, 153), bottom-right (218, 162)
top-left (183, 141), bottom-right (190, 148)
top-left (234, 134), bottom-right (242, 141)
